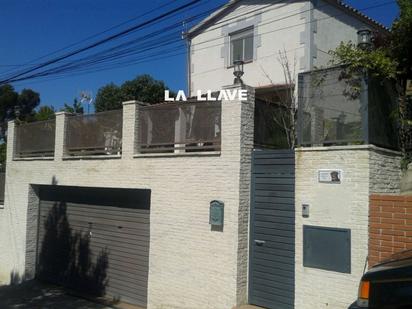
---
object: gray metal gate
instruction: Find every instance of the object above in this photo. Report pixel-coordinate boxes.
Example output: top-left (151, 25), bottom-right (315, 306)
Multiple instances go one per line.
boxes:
top-left (36, 186), bottom-right (150, 307)
top-left (249, 149), bottom-right (295, 309)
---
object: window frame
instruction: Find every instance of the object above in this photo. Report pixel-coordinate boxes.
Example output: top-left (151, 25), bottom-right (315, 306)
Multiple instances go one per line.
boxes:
top-left (229, 27), bottom-right (254, 67)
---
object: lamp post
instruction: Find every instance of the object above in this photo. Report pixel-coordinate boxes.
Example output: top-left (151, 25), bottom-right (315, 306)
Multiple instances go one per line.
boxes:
top-left (233, 60), bottom-right (244, 85)
top-left (14, 106), bottom-right (21, 122)
top-left (357, 29), bottom-right (373, 51)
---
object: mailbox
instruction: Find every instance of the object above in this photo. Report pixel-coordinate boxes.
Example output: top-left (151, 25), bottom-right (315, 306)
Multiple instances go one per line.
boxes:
top-left (209, 200), bottom-right (224, 226)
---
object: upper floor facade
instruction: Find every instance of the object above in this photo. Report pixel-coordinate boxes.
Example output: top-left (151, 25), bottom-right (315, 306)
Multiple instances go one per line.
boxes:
top-left (186, 0), bottom-right (388, 95)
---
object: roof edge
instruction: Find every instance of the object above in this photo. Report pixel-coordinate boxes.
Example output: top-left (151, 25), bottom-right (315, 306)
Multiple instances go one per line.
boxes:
top-left (186, 0), bottom-right (389, 39)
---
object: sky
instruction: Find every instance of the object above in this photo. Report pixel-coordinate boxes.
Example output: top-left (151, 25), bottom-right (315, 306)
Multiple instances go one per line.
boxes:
top-left (0, 0), bottom-right (400, 111)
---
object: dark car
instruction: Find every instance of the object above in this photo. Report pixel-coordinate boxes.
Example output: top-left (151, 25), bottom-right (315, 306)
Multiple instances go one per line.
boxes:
top-left (349, 250), bottom-right (412, 309)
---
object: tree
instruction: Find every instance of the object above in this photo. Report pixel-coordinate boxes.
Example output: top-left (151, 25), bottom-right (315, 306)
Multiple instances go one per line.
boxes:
top-left (94, 83), bottom-right (123, 112)
top-left (0, 84), bottom-right (40, 167)
top-left (120, 75), bottom-right (169, 104)
top-left (35, 105), bottom-right (55, 121)
top-left (258, 49), bottom-right (297, 149)
top-left (94, 75), bottom-right (174, 112)
top-left (0, 85), bottom-right (40, 141)
top-left (0, 85), bottom-right (18, 141)
top-left (17, 89), bottom-right (41, 121)
top-left (61, 99), bottom-right (84, 114)
top-left (390, 0), bottom-right (412, 82)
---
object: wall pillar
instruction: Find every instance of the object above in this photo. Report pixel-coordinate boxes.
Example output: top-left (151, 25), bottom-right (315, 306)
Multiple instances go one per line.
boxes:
top-left (222, 83), bottom-right (255, 305)
top-left (54, 112), bottom-right (69, 161)
top-left (122, 101), bottom-right (139, 159)
top-left (6, 121), bottom-right (15, 164)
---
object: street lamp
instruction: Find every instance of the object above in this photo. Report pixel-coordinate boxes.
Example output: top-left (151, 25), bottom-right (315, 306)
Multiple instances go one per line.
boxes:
top-left (357, 29), bottom-right (373, 50)
top-left (233, 60), bottom-right (244, 85)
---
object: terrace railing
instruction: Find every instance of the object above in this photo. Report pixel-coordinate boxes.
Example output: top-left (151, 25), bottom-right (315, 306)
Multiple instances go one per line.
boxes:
top-left (137, 101), bottom-right (221, 153)
top-left (65, 109), bottom-right (123, 156)
top-left (14, 119), bottom-right (56, 158)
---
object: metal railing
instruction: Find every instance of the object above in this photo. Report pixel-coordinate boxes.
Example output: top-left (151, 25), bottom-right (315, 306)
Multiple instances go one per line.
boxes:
top-left (14, 119), bottom-right (56, 158)
top-left (137, 101), bottom-right (221, 153)
top-left (65, 110), bottom-right (123, 156)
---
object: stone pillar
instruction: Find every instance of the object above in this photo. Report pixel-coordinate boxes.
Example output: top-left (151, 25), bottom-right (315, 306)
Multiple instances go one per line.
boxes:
top-left (122, 100), bottom-right (140, 159)
top-left (54, 112), bottom-right (69, 161)
top-left (221, 84), bottom-right (255, 305)
top-left (174, 107), bottom-right (187, 154)
top-left (6, 120), bottom-right (15, 163)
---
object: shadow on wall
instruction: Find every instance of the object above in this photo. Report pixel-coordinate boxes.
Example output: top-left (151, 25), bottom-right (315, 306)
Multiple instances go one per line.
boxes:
top-left (37, 201), bottom-right (109, 297)
top-left (10, 270), bottom-right (27, 285)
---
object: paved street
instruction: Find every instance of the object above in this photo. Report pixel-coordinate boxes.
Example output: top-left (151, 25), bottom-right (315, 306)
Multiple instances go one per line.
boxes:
top-left (0, 281), bottom-right (113, 309)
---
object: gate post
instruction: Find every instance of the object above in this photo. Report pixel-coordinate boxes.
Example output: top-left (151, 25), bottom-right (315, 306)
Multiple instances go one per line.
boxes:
top-left (221, 84), bottom-right (255, 305)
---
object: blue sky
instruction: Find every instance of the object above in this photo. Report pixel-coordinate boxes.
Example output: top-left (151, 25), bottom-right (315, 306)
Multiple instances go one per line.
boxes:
top-left (0, 0), bottom-right (399, 110)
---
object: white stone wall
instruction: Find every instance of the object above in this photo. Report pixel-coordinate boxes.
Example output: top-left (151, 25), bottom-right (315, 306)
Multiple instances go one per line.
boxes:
top-left (295, 146), bottom-right (370, 309)
top-left (295, 145), bottom-right (401, 309)
top-left (0, 86), bottom-right (254, 309)
top-left (369, 147), bottom-right (402, 194)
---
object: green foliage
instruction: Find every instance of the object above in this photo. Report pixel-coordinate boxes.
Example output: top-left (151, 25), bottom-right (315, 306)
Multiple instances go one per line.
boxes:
top-left (35, 105), bottom-right (55, 121)
top-left (61, 98), bottom-right (84, 114)
top-left (0, 85), bottom-right (40, 166)
top-left (0, 84), bottom-right (40, 141)
top-left (94, 83), bottom-right (123, 112)
top-left (390, 0), bottom-right (412, 80)
top-left (329, 42), bottom-right (399, 79)
top-left (17, 89), bottom-right (41, 120)
top-left (94, 74), bottom-right (174, 112)
top-left (120, 75), bottom-right (170, 104)
top-left (328, 1), bottom-right (412, 164)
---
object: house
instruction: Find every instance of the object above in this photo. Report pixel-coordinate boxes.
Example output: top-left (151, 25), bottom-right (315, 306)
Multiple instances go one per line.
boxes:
top-left (0, 1), bottom-right (402, 309)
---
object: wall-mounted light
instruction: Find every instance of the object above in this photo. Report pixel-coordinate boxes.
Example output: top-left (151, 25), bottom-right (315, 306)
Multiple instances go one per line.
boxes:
top-left (357, 29), bottom-right (373, 50)
top-left (233, 60), bottom-right (244, 85)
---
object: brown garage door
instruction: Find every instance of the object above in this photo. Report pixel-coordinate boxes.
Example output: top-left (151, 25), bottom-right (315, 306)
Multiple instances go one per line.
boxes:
top-left (36, 186), bottom-right (150, 307)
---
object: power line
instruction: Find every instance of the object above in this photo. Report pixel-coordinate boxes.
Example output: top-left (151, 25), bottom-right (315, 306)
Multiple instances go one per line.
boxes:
top-left (5, 0), bottom-right (395, 85)
top-left (0, 0), bottom-right (182, 75)
top-left (1, 3), bottom-right (222, 82)
top-left (0, 0), bottom-right (204, 84)
top-left (0, 0), bottom-right (292, 78)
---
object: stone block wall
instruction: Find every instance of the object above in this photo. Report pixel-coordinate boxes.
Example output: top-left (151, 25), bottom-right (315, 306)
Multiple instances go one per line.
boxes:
top-left (0, 85), bottom-right (254, 309)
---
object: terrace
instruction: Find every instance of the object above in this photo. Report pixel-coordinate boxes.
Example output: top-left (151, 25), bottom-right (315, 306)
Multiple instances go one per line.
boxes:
top-left (297, 66), bottom-right (399, 150)
top-left (11, 100), bottom-right (222, 160)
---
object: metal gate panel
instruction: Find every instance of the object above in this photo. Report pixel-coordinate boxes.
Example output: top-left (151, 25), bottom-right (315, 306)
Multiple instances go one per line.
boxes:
top-left (249, 149), bottom-right (295, 309)
top-left (37, 186), bottom-right (150, 307)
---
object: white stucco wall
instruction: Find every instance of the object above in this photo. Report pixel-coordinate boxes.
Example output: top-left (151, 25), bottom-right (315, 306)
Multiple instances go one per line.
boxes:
top-left (295, 145), bottom-right (401, 309)
top-left (190, 0), bottom-right (307, 95)
top-left (313, 0), bottom-right (369, 67)
top-left (189, 0), bottom-right (384, 95)
top-left (0, 86), bottom-right (255, 309)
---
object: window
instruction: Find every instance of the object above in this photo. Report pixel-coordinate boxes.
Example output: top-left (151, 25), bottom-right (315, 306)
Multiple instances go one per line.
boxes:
top-left (230, 27), bottom-right (254, 65)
